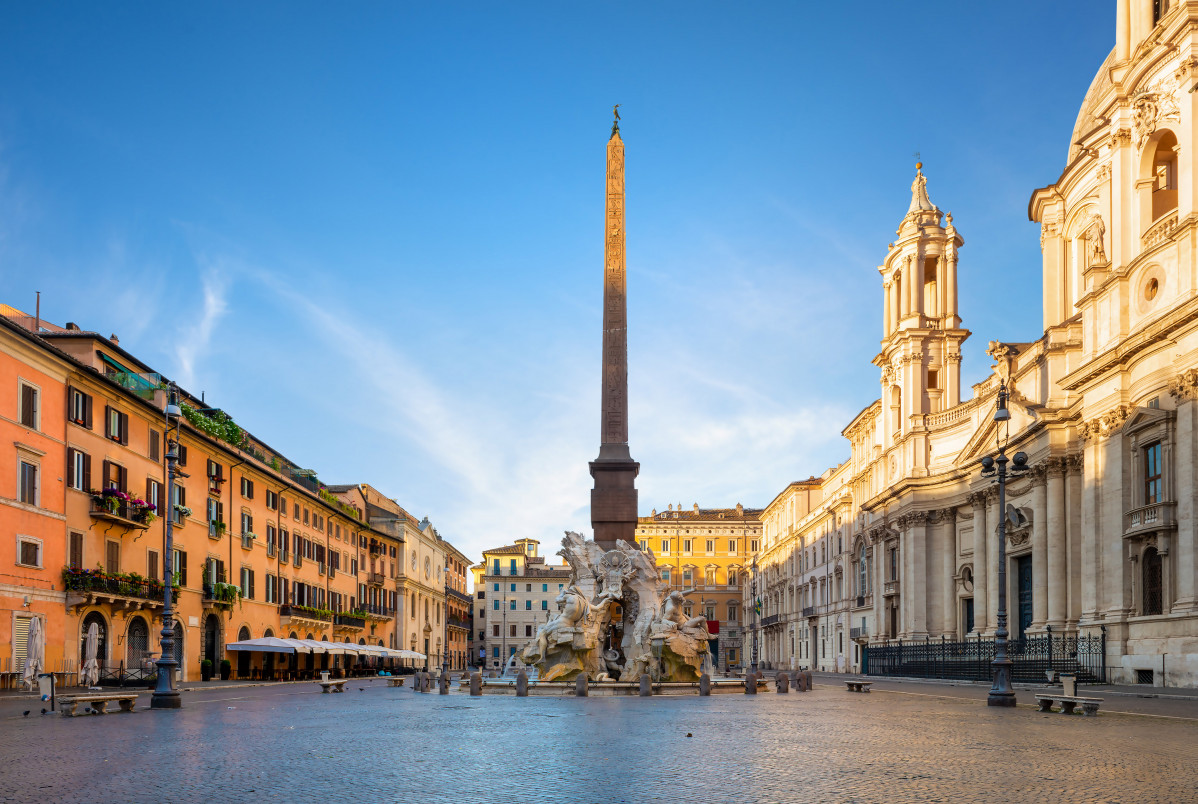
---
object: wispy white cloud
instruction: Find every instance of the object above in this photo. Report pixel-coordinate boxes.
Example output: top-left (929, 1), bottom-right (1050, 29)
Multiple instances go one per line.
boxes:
top-left (173, 265), bottom-right (229, 389)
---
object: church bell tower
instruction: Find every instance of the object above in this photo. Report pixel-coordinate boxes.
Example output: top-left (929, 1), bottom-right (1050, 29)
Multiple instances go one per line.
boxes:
top-left (873, 164), bottom-right (970, 473)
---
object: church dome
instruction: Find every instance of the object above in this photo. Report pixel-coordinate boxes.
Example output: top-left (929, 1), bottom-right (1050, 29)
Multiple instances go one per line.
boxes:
top-left (1067, 47), bottom-right (1116, 164)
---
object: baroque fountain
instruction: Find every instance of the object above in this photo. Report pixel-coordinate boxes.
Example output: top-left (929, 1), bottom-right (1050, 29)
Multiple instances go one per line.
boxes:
top-left (517, 531), bottom-right (713, 684)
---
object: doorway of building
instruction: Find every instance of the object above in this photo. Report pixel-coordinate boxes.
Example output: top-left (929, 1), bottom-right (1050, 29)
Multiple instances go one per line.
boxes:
top-left (236, 626), bottom-right (251, 677)
top-left (202, 614), bottom-right (221, 672)
top-left (1016, 555), bottom-right (1033, 637)
top-left (963, 598), bottom-right (975, 635)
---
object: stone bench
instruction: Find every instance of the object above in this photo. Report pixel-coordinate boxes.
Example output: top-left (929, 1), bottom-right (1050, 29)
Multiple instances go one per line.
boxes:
top-left (59, 693), bottom-right (139, 717)
top-left (318, 679), bottom-right (348, 694)
top-left (845, 680), bottom-right (873, 693)
top-left (386, 677), bottom-right (406, 687)
top-left (1035, 694), bottom-right (1103, 716)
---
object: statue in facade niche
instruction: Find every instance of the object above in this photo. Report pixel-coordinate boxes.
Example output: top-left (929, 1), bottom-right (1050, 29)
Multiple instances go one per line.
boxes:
top-left (521, 531), bottom-right (711, 683)
top-left (1087, 214), bottom-right (1107, 264)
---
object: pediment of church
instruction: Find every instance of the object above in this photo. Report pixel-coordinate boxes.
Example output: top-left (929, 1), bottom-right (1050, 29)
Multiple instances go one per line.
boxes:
top-left (955, 392), bottom-right (1039, 467)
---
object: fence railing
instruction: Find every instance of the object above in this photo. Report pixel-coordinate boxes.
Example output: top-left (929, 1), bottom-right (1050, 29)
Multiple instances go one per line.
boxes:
top-left (864, 630), bottom-right (1107, 684)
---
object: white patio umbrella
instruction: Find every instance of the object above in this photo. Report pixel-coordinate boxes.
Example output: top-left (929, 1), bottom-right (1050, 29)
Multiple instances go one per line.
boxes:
top-left (21, 618), bottom-right (44, 690)
top-left (81, 622), bottom-right (100, 686)
top-left (224, 636), bottom-right (300, 654)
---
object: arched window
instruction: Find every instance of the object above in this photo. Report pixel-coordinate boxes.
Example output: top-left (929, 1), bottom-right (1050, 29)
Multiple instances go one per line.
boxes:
top-left (127, 617), bottom-right (150, 669)
top-left (1151, 131), bottom-right (1178, 223)
top-left (1143, 547), bottom-right (1163, 615)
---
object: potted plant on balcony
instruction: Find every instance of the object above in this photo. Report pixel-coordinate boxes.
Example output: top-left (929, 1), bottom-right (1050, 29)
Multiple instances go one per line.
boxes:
top-left (200, 659), bottom-right (213, 681)
top-left (219, 659), bottom-right (232, 681)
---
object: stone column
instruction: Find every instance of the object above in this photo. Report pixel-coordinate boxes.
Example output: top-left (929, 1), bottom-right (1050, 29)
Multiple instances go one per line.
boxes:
top-left (935, 255), bottom-right (946, 319)
top-left (910, 513), bottom-right (928, 638)
top-left (1115, 0), bottom-right (1130, 62)
top-left (914, 248), bottom-right (925, 317)
top-left (986, 487), bottom-right (1001, 634)
top-left (871, 530), bottom-right (885, 638)
top-left (901, 255), bottom-right (912, 316)
top-left (941, 508), bottom-right (957, 637)
top-left (1066, 454), bottom-right (1084, 627)
top-left (1080, 435), bottom-right (1102, 621)
top-left (1170, 381), bottom-right (1198, 611)
top-left (1031, 465), bottom-right (1049, 630)
top-left (883, 280), bottom-right (893, 337)
top-left (1046, 458), bottom-right (1068, 629)
top-left (945, 254), bottom-right (959, 326)
top-left (970, 492), bottom-right (988, 635)
top-left (1100, 421), bottom-right (1131, 618)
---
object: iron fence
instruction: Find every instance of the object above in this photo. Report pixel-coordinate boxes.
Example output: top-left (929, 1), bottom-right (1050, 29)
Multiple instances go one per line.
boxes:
top-left (864, 630), bottom-right (1106, 684)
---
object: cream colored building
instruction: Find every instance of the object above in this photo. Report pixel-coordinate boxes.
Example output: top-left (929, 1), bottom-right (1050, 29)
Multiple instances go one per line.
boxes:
top-left (472, 539), bottom-right (570, 671)
top-left (331, 484), bottom-right (450, 670)
top-left (749, 1), bottom-right (1198, 687)
top-left (635, 503), bottom-right (761, 671)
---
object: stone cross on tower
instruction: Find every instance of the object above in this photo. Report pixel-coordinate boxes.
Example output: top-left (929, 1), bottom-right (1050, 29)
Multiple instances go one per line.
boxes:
top-left (590, 113), bottom-right (640, 551)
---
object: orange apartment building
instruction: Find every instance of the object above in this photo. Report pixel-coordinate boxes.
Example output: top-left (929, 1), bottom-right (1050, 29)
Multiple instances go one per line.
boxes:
top-left (444, 542), bottom-right (472, 671)
top-left (1, 308), bottom-right (470, 684)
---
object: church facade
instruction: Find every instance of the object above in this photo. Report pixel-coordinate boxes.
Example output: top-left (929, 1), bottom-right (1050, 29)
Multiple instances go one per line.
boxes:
top-left (750, 0), bottom-right (1198, 687)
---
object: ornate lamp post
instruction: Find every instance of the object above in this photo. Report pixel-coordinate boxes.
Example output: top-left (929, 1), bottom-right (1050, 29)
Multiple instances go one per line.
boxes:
top-left (750, 557), bottom-right (759, 674)
top-left (979, 380), bottom-right (1028, 707)
top-left (152, 384), bottom-right (183, 709)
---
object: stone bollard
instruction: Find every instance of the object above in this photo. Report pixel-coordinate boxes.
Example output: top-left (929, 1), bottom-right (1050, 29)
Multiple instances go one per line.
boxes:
top-left (699, 673), bottom-right (711, 697)
top-left (422, 673), bottom-right (431, 692)
top-left (469, 672), bottom-right (482, 697)
top-left (790, 671), bottom-right (800, 689)
top-left (776, 673), bottom-right (789, 693)
top-left (516, 670), bottom-right (529, 697)
top-left (795, 673), bottom-right (807, 692)
top-left (575, 675), bottom-right (588, 697)
top-left (639, 673), bottom-right (652, 697)
top-left (745, 674), bottom-right (757, 695)
top-left (439, 674), bottom-right (449, 695)
top-left (805, 671), bottom-right (814, 690)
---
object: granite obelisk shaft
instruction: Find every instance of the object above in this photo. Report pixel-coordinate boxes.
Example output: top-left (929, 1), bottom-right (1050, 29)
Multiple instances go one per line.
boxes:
top-left (590, 119), bottom-right (639, 551)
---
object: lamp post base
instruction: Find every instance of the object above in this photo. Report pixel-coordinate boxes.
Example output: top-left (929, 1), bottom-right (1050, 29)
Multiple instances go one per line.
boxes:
top-left (987, 659), bottom-right (1016, 707)
top-left (150, 657), bottom-right (181, 710)
top-left (150, 691), bottom-right (182, 709)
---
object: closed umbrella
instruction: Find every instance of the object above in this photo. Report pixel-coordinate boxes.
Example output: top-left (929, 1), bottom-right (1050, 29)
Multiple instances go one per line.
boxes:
top-left (81, 622), bottom-right (100, 687)
top-left (21, 618), bottom-right (44, 690)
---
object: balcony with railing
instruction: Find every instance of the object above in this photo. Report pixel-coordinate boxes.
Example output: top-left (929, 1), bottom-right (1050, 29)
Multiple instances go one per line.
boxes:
top-left (802, 606), bottom-right (816, 618)
top-left (447, 615), bottom-right (470, 631)
top-left (333, 612), bottom-right (367, 630)
top-left (279, 604), bottom-right (333, 625)
top-left (884, 580), bottom-right (900, 597)
top-left (1125, 501), bottom-right (1176, 540)
top-left (359, 602), bottom-right (394, 620)
top-left (89, 496), bottom-right (153, 531)
top-left (64, 568), bottom-right (168, 614)
top-left (202, 582), bottom-right (240, 611)
top-left (366, 570), bottom-right (385, 585)
top-left (760, 613), bottom-right (781, 628)
top-left (850, 625), bottom-right (869, 640)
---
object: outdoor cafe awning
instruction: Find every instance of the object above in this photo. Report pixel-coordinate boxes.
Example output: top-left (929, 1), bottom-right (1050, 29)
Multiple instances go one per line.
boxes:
top-left (225, 637), bottom-right (308, 654)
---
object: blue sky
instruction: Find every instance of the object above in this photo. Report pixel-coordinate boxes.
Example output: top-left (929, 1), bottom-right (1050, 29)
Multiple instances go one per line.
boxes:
top-left (1, 2), bottom-right (1111, 561)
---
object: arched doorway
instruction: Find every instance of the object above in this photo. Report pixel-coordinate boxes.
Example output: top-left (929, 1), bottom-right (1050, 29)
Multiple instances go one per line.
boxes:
top-left (304, 633), bottom-right (315, 675)
top-left (81, 611), bottom-right (108, 679)
top-left (1143, 547), bottom-right (1163, 615)
top-left (127, 617), bottom-right (150, 674)
top-left (263, 628), bottom-right (276, 678)
top-left (202, 614), bottom-right (221, 677)
top-left (288, 631), bottom-right (299, 677)
top-left (236, 626), bottom-right (251, 678)
top-left (172, 622), bottom-right (184, 680)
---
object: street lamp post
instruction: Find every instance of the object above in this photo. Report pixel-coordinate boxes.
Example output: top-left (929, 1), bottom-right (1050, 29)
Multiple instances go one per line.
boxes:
top-left (750, 558), bottom-right (759, 674)
top-left (152, 384), bottom-right (183, 710)
top-left (979, 379), bottom-right (1028, 708)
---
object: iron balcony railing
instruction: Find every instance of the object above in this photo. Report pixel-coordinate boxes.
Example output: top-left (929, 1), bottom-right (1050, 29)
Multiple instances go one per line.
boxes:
top-left (359, 602), bottom-right (393, 618)
top-left (89, 497), bottom-right (153, 530)
top-left (802, 606), bottom-right (816, 617)
top-left (279, 604), bottom-right (332, 622)
top-left (63, 569), bottom-right (164, 602)
top-left (334, 613), bottom-right (366, 629)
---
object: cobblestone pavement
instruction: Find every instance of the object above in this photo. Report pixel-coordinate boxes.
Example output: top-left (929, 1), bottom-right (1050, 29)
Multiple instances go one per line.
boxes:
top-left (2, 681), bottom-right (1197, 804)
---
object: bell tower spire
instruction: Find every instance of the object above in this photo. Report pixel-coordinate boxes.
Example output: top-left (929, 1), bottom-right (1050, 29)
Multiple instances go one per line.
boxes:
top-left (874, 163), bottom-right (970, 472)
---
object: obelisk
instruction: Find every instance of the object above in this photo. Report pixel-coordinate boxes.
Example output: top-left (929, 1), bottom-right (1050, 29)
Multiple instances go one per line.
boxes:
top-left (590, 107), bottom-right (640, 551)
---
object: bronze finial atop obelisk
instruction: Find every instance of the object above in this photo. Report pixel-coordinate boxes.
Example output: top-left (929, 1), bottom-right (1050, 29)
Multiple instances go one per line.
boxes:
top-left (590, 108), bottom-right (639, 551)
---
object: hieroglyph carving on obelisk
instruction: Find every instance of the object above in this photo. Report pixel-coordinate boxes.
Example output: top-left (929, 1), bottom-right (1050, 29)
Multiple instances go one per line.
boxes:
top-left (602, 129), bottom-right (628, 448)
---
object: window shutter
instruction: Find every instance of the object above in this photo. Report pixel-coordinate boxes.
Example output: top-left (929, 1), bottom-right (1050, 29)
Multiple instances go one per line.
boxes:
top-left (155, 480), bottom-right (163, 517)
top-left (148, 550), bottom-right (159, 582)
top-left (84, 393), bottom-right (93, 429)
top-left (66, 448), bottom-right (76, 488)
top-left (83, 453), bottom-right (91, 491)
top-left (118, 464), bottom-right (128, 492)
top-left (178, 550), bottom-right (187, 586)
top-left (248, 479), bottom-right (254, 499)
top-left (179, 486), bottom-right (186, 507)
top-left (146, 478), bottom-right (153, 509)
top-left (149, 430), bottom-right (160, 462)
top-left (101, 460), bottom-right (112, 491)
top-left (69, 532), bottom-right (83, 569)
top-left (249, 571), bottom-right (255, 600)
top-left (120, 411), bottom-right (129, 445)
top-left (66, 386), bottom-right (74, 421)
top-left (178, 444), bottom-right (187, 466)
top-left (20, 385), bottom-right (35, 427)
top-left (217, 559), bottom-right (226, 584)
top-left (105, 406), bottom-right (113, 438)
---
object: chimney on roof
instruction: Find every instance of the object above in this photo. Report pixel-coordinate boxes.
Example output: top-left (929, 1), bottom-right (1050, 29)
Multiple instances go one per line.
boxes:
top-left (737, 502), bottom-right (743, 516)
top-left (651, 508), bottom-right (656, 517)
top-left (693, 503), bottom-right (699, 513)
top-left (110, 334), bottom-right (119, 345)
top-left (66, 322), bottom-right (80, 332)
